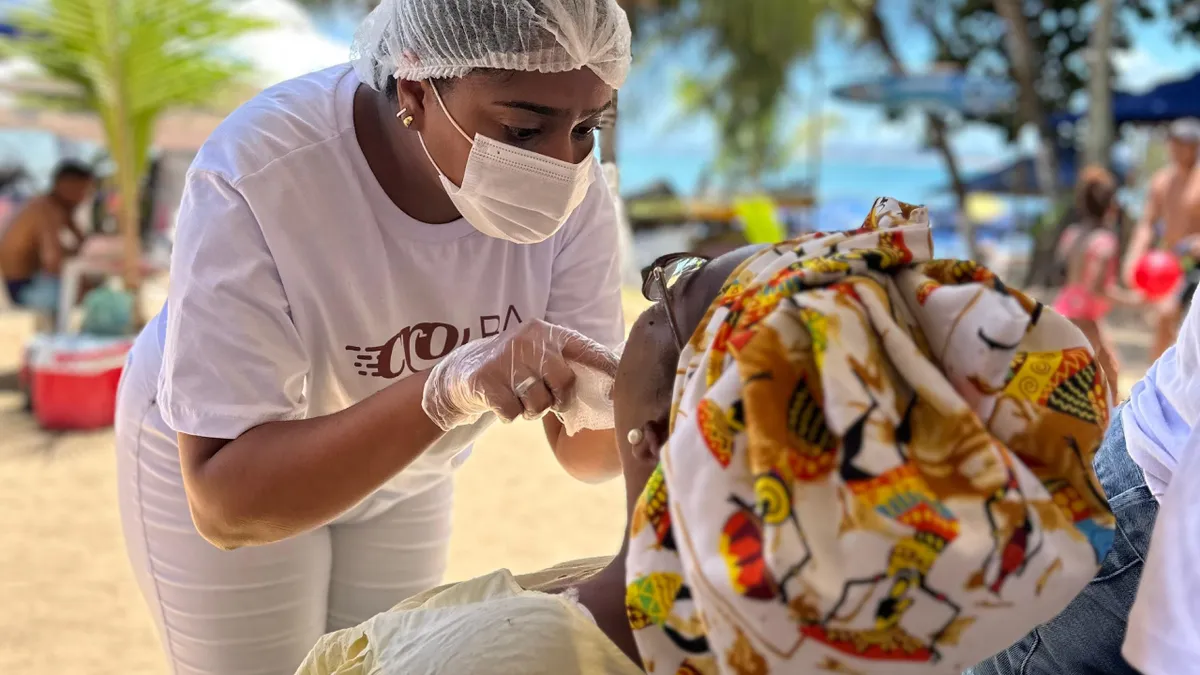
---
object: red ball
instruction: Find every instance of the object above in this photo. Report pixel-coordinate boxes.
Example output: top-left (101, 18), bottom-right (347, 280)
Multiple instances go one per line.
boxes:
top-left (1133, 250), bottom-right (1184, 300)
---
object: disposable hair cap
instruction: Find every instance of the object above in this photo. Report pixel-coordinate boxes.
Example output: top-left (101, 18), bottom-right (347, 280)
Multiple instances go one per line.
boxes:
top-left (351, 0), bottom-right (633, 91)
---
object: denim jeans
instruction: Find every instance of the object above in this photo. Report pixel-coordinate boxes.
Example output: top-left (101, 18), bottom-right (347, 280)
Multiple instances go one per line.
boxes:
top-left (965, 405), bottom-right (1158, 675)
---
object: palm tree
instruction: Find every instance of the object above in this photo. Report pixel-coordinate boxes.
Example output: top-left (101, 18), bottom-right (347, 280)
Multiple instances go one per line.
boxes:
top-left (2, 0), bottom-right (267, 303)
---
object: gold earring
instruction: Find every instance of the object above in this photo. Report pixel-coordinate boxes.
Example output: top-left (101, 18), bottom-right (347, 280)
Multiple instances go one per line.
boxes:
top-left (396, 107), bottom-right (414, 128)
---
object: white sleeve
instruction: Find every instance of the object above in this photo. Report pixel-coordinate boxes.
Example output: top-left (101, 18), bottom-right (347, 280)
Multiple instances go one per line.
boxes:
top-left (1122, 423), bottom-right (1200, 674)
top-left (545, 169), bottom-right (624, 350)
top-left (158, 170), bottom-right (310, 439)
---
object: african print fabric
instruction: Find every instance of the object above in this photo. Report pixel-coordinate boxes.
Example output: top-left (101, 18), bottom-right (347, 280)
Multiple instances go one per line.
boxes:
top-left (625, 197), bottom-right (1116, 675)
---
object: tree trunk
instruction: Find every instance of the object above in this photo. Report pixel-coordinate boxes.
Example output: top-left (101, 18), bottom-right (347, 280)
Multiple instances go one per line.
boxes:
top-left (104, 0), bottom-right (143, 328)
top-left (994, 0), bottom-right (1069, 287)
top-left (994, 0), bottom-right (1059, 198)
top-left (865, 3), bottom-right (981, 261)
top-left (1084, 0), bottom-right (1115, 168)
top-left (926, 114), bottom-right (980, 260)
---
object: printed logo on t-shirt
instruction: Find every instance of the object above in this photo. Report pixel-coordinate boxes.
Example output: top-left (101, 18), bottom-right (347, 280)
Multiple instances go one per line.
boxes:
top-left (345, 305), bottom-right (524, 378)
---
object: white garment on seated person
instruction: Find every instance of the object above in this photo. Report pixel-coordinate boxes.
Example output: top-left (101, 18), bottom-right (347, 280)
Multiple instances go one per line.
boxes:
top-left (1122, 301), bottom-right (1200, 674)
top-left (296, 567), bottom-right (642, 675)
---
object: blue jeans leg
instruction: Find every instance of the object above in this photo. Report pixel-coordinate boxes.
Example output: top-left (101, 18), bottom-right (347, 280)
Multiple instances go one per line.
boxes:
top-left (965, 405), bottom-right (1158, 675)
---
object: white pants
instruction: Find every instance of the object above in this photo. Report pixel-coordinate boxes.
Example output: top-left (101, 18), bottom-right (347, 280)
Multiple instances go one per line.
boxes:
top-left (115, 351), bottom-right (454, 675)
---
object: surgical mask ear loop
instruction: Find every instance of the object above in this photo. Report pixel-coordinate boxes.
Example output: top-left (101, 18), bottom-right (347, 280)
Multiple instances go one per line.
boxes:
top-left (398, 73), bottom-right (475, 182)
top-left (427, 80), bottom-right (473, 144)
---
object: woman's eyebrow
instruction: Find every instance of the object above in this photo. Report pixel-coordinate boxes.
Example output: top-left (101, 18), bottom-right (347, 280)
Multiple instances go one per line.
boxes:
top-left (495, 100), bottom-right (613, 118)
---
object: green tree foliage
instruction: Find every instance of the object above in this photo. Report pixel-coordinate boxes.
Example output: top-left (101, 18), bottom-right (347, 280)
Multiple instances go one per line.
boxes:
top-left (1, 0), bottom-right (267, 293)
top-left (915, 0), bottom-right (1155, 281)
top-left (914, 0), bottom-right (1153, 142)
top-left (625, 0), bottom-right (826, 186)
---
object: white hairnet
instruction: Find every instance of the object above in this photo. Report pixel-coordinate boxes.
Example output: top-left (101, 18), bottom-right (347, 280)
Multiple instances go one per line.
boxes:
top-left (351, 0), bottom-right (632, 92)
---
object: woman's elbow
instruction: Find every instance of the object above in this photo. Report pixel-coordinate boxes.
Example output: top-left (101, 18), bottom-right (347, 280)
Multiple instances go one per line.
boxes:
top-left (182, 467), bottom-right (282, 550)
top-left (179, 435), bottom-right (279, 549)
top-left (555, 438), bottom-right (622, 484)
top-left (186, 491), bottom-right (256, 551)
top-left (567, 464), bottom-right (621, 485)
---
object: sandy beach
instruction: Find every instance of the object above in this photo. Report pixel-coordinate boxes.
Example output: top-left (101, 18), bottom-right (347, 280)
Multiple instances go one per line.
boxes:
top-left (0, 292), bottom-right (1153, 674)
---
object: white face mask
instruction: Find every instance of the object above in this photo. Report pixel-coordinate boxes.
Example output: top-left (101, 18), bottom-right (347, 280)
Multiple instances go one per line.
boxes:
top-left (415, 80), bottom-right (596, 244)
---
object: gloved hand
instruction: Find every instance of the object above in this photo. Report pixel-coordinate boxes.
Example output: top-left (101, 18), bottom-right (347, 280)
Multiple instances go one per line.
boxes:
top-left (421, 319), bottom-right (620, 430)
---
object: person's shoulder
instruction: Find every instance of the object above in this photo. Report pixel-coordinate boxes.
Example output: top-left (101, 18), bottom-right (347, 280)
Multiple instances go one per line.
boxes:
top-left (21, 194), bottom-right (51, 212)
top-left (1090, 229), bottom-right (1119, 255)
top-left (21, 195), bottom-right (58, 221)
top-left (190, 64), bottom-right (355, 184)
top-left (1150, 166), bottom-right (1176, 191)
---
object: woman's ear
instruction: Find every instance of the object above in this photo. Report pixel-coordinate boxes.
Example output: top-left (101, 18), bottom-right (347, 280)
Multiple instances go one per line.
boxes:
top-left (395, 79), bottom-right (428, 131)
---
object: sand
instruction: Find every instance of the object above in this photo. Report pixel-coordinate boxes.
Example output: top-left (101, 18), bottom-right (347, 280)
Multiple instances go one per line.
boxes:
top-left (0, 291), bottom-right (1152, 674)
top-left (0, 292), bottom-right (649, 674)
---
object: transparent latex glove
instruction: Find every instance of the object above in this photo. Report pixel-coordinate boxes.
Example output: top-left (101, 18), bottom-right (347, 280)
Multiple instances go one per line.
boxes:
top-left (553, 340), bottom-right (625, 435)
top-left (421, 319), bottom-right (620, 431)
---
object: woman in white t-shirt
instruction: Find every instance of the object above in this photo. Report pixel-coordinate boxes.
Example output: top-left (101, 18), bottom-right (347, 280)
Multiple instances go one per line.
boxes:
top-left (114, 1), bottom-right (632, 672)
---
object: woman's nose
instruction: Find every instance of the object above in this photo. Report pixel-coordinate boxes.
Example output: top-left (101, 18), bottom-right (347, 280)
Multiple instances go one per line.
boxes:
top-left (541, 133), bottom-right (588, 164)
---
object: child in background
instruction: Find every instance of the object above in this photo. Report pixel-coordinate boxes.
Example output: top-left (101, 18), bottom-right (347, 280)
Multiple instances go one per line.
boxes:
top-left (1053, 166), bottom-right (1142, 393)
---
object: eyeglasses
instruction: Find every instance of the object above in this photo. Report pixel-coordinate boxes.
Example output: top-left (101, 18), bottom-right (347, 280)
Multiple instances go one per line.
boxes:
top-left (641, 252), bottom-right (710, 348)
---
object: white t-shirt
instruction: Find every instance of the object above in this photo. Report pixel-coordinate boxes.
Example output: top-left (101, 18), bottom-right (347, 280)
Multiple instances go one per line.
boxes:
top-left (140, 64), bottom-right (623, 495)
top-left (1121, 301), bottom-right (1200, 672)
top-left (1123, 424), bottom-right (1200, 674)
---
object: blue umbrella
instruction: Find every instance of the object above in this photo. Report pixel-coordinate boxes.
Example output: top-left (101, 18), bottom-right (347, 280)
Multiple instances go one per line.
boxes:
top-left (833, 71), bottom-right (1017, 117)
top-left (1051, 72), bottom-right (1200, 125)
top-left (954, 148), bottom-right (1128, 196)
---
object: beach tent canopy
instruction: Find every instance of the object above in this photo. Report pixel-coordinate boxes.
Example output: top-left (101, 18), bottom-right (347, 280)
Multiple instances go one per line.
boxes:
top-left (832, 70), bottom-right (1017, 117)
top-left (1051, 72), bottom-right (1200, 126)
top-left (953, 148), bottom-right (1129, 196)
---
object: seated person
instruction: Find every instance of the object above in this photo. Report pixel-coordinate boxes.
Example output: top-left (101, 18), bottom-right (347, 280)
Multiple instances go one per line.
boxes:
top-left (0, 160), bottom-right (95, 306)
top-left (972, 275), bottom-right (1200, 675)
top-left (297, 198), bottom-right (1117, 675)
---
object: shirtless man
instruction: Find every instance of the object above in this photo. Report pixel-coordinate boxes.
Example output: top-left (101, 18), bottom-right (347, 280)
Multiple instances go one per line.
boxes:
top-left (1124, 118), bottom-right (1200, 361)
top-left (0, 160), bottom-right (95, 304)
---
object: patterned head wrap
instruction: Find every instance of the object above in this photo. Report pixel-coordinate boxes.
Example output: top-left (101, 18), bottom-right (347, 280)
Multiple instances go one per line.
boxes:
top-left (625, 198), bottom-right (1116, 675)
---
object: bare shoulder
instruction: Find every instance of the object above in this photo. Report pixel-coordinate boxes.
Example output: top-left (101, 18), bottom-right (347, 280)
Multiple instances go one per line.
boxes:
top-left (1149, 167), bottom-right (1174, 194)
top-left (9, 195), bottom-right (53, 228)
top-left (20, 194), bottom-right (52, 213)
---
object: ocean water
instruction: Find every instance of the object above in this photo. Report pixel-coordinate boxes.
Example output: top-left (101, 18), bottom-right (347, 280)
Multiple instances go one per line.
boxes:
top-left (618, 147), bottom-right (1039, 261)
top-left (618, 148), bottom-right (955, 205)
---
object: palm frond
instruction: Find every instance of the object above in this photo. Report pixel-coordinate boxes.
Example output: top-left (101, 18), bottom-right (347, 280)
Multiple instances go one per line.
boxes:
top-left (2, 0), bottom-right (270, 292)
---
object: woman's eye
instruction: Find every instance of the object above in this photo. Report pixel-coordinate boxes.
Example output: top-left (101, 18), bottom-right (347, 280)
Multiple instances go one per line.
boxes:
top-left (503, 126), bottom-right (539, 142)
top-left (573, 125), bottom-right (598, 139)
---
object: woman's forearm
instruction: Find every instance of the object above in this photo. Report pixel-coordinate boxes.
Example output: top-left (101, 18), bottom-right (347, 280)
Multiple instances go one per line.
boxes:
top-left (543, 417), bottom-right (620, 484)
top-left (184, 370), bottom-right (446, 548)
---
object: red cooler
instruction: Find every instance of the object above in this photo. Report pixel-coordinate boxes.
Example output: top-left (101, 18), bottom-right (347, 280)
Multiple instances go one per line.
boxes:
top-left (27, 334), bottom-right (133, 430)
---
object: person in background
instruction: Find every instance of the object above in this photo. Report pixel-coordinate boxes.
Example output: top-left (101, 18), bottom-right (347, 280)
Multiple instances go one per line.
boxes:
top-left (0, 160), bottom-right (94, 305)
top-left (1052, 166), bottom-right (1141, 392)
top-left (1124, 117), bottom-right (1200, 361)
